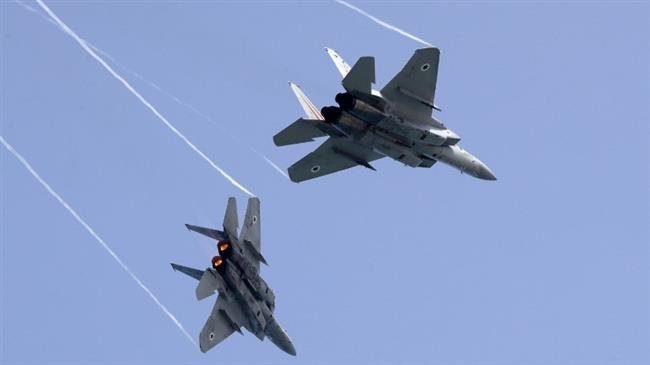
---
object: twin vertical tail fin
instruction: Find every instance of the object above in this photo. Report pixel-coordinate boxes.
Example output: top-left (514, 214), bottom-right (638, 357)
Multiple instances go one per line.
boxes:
top-left (240, 197), bottom-right (267, 265)
top-left (342, 56), bottom-right (375, 94)
top-left (326, 47), bottom-right (375, 95)
top-left (325, 47), bottom-right (352, 77)
top-left (289, 82), bottom-right (323, 120)
top-left (223, 197), bottom-right (239, 239)
top-left (274, 83), bottom-right (327, 147)
top-left (184, 197), bottom-right (238, 241)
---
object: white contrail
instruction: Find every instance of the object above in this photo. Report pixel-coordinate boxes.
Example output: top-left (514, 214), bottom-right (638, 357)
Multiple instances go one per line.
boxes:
top-left (0, 135), bottom-right (197, 347)
top-left (334, 0), bottom-right (433, 47)
top-left (34, 0), bottom-right (254, 196)
top-left (252, 148), bottom-right (290, 179)
top-left (13, 0), bottom-right (55, 25)
top-left (90, 47), bottom-right (290, 182)
top-left (15, 0), bottom-right (287, 181)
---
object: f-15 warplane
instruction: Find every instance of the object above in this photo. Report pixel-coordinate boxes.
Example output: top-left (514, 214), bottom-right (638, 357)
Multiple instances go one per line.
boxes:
top-left (171, 197), bottom-right (296, 356)
top-left (274, 47), bottom-right (497, 182)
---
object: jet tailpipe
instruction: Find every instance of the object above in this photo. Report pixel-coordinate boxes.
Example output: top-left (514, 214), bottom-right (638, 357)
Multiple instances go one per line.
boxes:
top-left (336, 93), bottom-right (386, 124)
top-left (211, 256), bottom-right (226, 273)
top-left (320, 106), bottom-right (342, 123)
top-left (335, 92), bottom-right (356, 110)
top-left (217, 241), bottom-right (232, 257)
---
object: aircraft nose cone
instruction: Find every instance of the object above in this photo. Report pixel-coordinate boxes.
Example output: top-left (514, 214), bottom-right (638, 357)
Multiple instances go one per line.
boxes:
top-left (285, 342), bottom-right (297, 356)
top-left (277, 338), bottom-right (297, 356)
top-left (477, 164), bottom-right (497, 181)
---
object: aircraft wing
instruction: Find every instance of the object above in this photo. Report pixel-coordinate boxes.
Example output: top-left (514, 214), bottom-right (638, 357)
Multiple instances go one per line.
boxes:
top-left (199, 295), bottom-right (245, 353)
top-left (288, 138), bottom-right (383, 182)
top-left (380, 47), bottom-right (441, 119)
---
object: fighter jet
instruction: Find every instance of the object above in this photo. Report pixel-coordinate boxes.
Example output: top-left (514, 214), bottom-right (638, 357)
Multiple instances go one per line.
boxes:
top-left (171, 197), bottom-right (296, 356)
top-left (274, 47), bottom-right (497, 182)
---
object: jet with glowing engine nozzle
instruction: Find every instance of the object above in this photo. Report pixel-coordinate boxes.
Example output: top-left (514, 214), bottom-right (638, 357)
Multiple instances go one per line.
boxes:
top-left (274, 47), bottom-right (497, 182)
top-left (171, 197), bottom-right (296, 356)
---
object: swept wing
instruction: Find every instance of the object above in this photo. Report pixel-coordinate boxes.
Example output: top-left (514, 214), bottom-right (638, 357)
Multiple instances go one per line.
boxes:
top-left (287, 138), bottom-right (383, 182)
top-left (199, 295), bottom-right (246, 353)
top-left (381, 47), bottom-right (441, 119)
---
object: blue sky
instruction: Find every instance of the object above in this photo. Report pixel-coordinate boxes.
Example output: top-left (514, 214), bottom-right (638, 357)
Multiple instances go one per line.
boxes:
top-left (1, 1), bottom-right (648, 364)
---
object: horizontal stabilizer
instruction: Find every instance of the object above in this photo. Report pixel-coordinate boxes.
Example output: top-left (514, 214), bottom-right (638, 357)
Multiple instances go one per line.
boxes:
top-left (274, 118), bottom-right (327, 146)
top-left (185, 224), bottom-right (227, 241)
top-left (171, 263), bottom-right (204, 281)
top-left (196, 269), bottom-right (227, 301)
top-left (342, 56), bottom-right (375, 94)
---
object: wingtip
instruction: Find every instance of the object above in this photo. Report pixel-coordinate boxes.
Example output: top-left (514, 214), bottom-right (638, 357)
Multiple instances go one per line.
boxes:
top-left (184, 224), bottom-right (191, 231)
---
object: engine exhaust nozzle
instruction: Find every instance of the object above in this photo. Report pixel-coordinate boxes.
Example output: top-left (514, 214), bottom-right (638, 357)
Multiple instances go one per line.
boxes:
top-left (211, 256), bottom-right (224, 270)
top-left (217, 241), bottom-right (232, 257)
top-left (320, 106), bottom-right (342, 123)
top-left (335, 93), bottom-right (356, 110)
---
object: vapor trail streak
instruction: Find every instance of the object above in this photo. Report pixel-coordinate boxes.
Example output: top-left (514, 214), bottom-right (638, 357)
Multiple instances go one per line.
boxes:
top-left (34, 0), bottom-right (254, 196)
top-left (13, 0), bottom-right (55, 25)
top-left (0, 135), bottom-right (197, 347)
top-left (334, 0), bottom-right (433, 47)
top-left (89, 48), bottom-right (290, 182)
top-left (252, 148), bottom-right (290, 179)
top-left (15, 0), bottom-right (288, 181)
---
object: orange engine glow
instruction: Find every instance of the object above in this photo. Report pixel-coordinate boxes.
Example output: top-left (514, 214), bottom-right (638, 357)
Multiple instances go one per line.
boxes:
top-left (218, 242), bottom-right (230, 253)
top-left (211, 256), bottom-right (223, 268)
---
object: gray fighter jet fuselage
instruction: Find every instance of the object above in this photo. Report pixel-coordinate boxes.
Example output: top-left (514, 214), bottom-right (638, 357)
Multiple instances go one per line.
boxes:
top-left (320, 90), bottom-right (496, 180)
top-left (171, 198), bottom-right (296, 356)
top-left (274, 47), bottom-right (497, 183)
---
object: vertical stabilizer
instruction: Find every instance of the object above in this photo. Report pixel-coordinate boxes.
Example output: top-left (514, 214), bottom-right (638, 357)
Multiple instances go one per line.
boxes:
top-left (240, 198), bottom-right (261, 253)
top-left (342, 56), bottom-right (375, 94)
top-left (289, 82), bottom-right (323, 120)
top-left (325, 47), bottom-right (351, 77)
top-left (223, 197), bottom-right (238, 239)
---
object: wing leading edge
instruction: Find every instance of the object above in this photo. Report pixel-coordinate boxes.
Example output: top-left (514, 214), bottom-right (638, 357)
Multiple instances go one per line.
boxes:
top-left (381, 47), bottom-right (441, 119)
top-left (199, 295), bottom-right (245, 353)
top-left (287, 138), bottom-right (383, 182)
